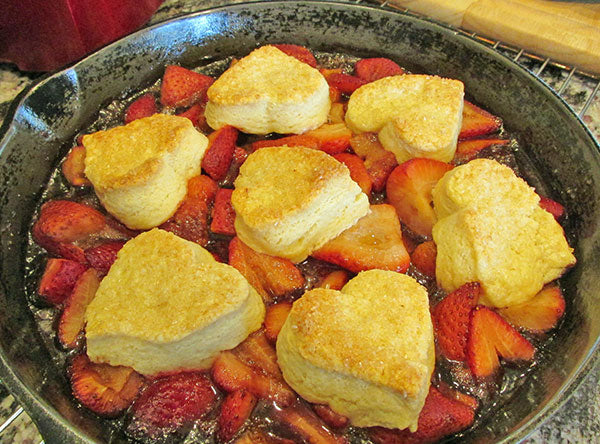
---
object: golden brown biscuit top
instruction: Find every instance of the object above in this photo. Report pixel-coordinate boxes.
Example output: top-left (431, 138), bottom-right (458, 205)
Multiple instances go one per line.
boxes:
top-left (85, 229), bottom-right (254, 342)
top-left (83, 114), bottom-right (197, 190)
top-left (232, 146), bottom-right (349, 226)
top-left (207, 45), bottom-right (326, 105)
top-left (285, 270), bottom-right (433, 397)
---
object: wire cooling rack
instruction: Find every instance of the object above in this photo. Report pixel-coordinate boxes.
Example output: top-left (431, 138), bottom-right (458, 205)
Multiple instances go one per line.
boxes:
top-left (0, 1), bottom-right (598, 443)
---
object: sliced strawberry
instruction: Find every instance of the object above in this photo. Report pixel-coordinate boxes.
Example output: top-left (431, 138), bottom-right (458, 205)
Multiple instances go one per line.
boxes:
top-left (326, 73), bottom-right (366, 95)
top-left (127, 372), bottom-right (217, 441)
top-left (203, 126), bottom-right (238, 181)
top-left (432, 282), bottom-right (480, 361)
top-left (160, 197), bottom-right (211, 246)
top-left (212, 351), bottom-right (296, 406)
top-left (177, 102), bottom-right (210, 133)
top-left (274, 404), bottom-right (347, 444)
top-left (58, 269), bottom-right (100, 348)
top-left (498, 285), bottom-right (565, 332)
top-left (211, 188), bottom-right (236, 236)
top-left (312, 404), bottom-right (349, 429)
top-left (467, 306), bottom-right (535, 379)
top-left (329, 86), bottom-right (342, 104)
top-left (539, 195), bottom-right (565, 220)
top-left (217, 390), bottom-right (257, 442)
top-left (62, 145), bottom-right (90, 187)
top-left (229, 237), bottom-right (305, 302)
top-left (264, 302), bottom-right (293, 343)
top-left (455, 138), bottom-right (508, 161)
top-left (234, 330), bottom-right (281, 378)
top-left (305, 123), bottom-right (352, 155)
top-left (354, 57), bottom-right (404, 83)
top-left (316, 270), bottom-right (350, 291)
top-left (124, 94), bottom-right (157, 124)
top-left (84, 241), bottom-right (125, 276)
top-left (313, 204), bottom-right (409, 273)
top-left (386, 158), bottom-right (453, 237)
top-left (349, 133), bottom-right (398, 192)
top-left (370, 386), bottom-right (476, 444)
top-left (160, 65), bottom-right (214, 108)
top-left (251, 134), bottom-right (320, 151)
top-left (33, 200), bottom-right (106, 263)
top-left (187, 174), bottom-right (219, 201)
top-left (38, 258), bottom-right (87, 305)
top-left (459, 101), bottom-right (502, 140)
top-left (68, 354), bottom-right (144, 417)
top-left (328, 102), bottom-right (346, 124)
top-left (272, 44), bottom-right (317, 67)
top-left (333, 153), bottom-right (372, 195)
top-left (411, 240), bottom-right (437, 278)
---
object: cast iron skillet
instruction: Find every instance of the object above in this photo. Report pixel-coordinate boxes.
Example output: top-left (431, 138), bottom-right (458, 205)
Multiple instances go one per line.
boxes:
top-left (0, 1), bottom-right (599, 443)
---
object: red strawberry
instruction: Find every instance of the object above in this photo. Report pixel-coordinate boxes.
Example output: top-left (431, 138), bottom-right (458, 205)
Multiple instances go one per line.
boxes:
top-left (498, 285), bottom-right (565, 332)
top-left (160, 198), bottom-right (211, 246)
top-left (251, 134), bottom-right (320, 151)
top-left (187, 174), bottom-right (219, 201)
top-left (68, 354), bottom-right (144, 417)
top-left (320, 68), bottom-right (343, 80)
top-left (211, 188), bottom-right (236, 236)
top-left (84, 241), bottom-right (125, 276)
top-left (459, 101), bottom-right (502, 140)
top-left (411, 240), bottom-right (437, 278)
top-left (455, 138), bottom-right (509, 161)
top-left (62, 145), bottom-right (90, 187)
top-left (33, 200), bottom-right (106, 263)
top-left (467, 306), bottom-right (536, 378)
top-left (217, 390), bottom-right (257, 442)
top-left (38, 258), bottom-right (87, 305)
top-left (274, 404), bottom-right (347, 444)
top-left (312, 204), bottom-right (410, 273)
top-left (355, 58), bottom-right (404, 83)
top-left (539, 195), bottom-right (565, 220)
top-left (160, 65), bottom-right (214, 108)
top-left (432, 282), bottom-right (481, 361)
top-left (264, 302), bottom-right (293, 343)
top-left (177, 102), bottom-right (210, 132)
top-left (229, 237), bottom-right (305, 302)
top-left (127, 372), bottom-right (217, 441)
top-left (203, 126), bottom-right (238, 181)
top-left (272, 44), bottom-right (317, 67)
top-left (124, 94), bottom-right (157, 124)
top-left (305, 123), bottom-right (352, 155)
top-left (316, 270), bottom-right (350, 291)
top-left (234, 330), bottom-right (282, 378)
top-left (436, 381), bottom-right (479, 411)
top-left (329, 85), bottom-right (343, 104)
top-left (212, 351), bottom-right (296, 406)
top-left (326, 73), bottom-right (366, 95)
top-left (386, 158), bottom-right (453, 237)
top-left (312, 404), bottom-right (349, 429)
top-left (58, 269), bottom-right (100, 348)
top-left (333, 153), bottom-right (372, 195)
top-left (370, 386), bottom-right (476, 444)
top-left (349, 133), bottom-right (398, 192)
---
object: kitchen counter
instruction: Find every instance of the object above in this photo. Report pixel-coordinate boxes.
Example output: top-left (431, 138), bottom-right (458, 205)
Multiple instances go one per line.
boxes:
top-left (0, 0), bottom-right (598, 442)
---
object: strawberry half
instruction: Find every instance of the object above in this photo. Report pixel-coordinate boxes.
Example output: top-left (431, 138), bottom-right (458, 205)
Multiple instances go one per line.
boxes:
top-left (234, 330), bottom-right (282, 378)
top-left (467, 306), bottom-right (536, 379)
top-left (160, 65), bottom-right (214, 108)
top-left (58, 269), bottom-right (100, 348)
top-left (454, 138), bottom-right (509, 161)
top-left (305, 123), bottom-right (353, 155)
top-left (202, 126), bottom-right (238, 181)
top-left (187, 174), bottom-right (219, 201)
top-left (355, 57), bottom-right (404, 83)
top-left (211, 188), bottom-right (236, 236)
top-left (229, 237), bottom-right (305, 302)
top-left (411, 240), bottom-right (437, 278)
top-left (312, 204), bottom-right (410, 274)
top-left (124, 94), bottom-right (157, 124)
top-left (370, 386), bottom-right (476, 444)
top-left (349, 133), bottom-right (398, 192)
top-left (386, 158), bottom-right (453, 237)
top-left (84, 241), bottom-right (125, 277)
top-left (326, 73), bottom-right (366, 95)
top-left (177, 102), bottom-right (210, 133)
top-left (264, 302), bottom-right (293, 343)
top-left (498, 285), bottom-right (565, 332)
top-left (432, 282), bottom-right (481, 361)
top-left (160, 197), bottom-right (211, 246)
top-left (218, 390), bottom-right (257, 442)
top-left (272, 44), bottom-right (317, 67)
top-left (538, 195), bottom-right (565, 220)
top-left (38, 258), bottom-right (87, 305)
top-left (459, 101), bottom-right (502, 140)
top-left (62, 145), bottom-right (90, 187)
top-left (127, 372), bottom-right (217, 441)
top-left (68, 354), bottom-right (144, 417)
top-left (333, 153), bottom-right (373, 195)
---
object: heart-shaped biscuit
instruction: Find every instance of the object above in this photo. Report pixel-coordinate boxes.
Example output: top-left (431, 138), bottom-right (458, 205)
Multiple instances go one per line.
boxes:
top-left (85, 228), bottom-right (265, 375)
top-left (276, 269), bottom-right (434, 432)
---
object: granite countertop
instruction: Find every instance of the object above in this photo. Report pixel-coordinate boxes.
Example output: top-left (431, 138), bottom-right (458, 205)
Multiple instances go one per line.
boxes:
top-left (0, 0), bottom-right (598, 443)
